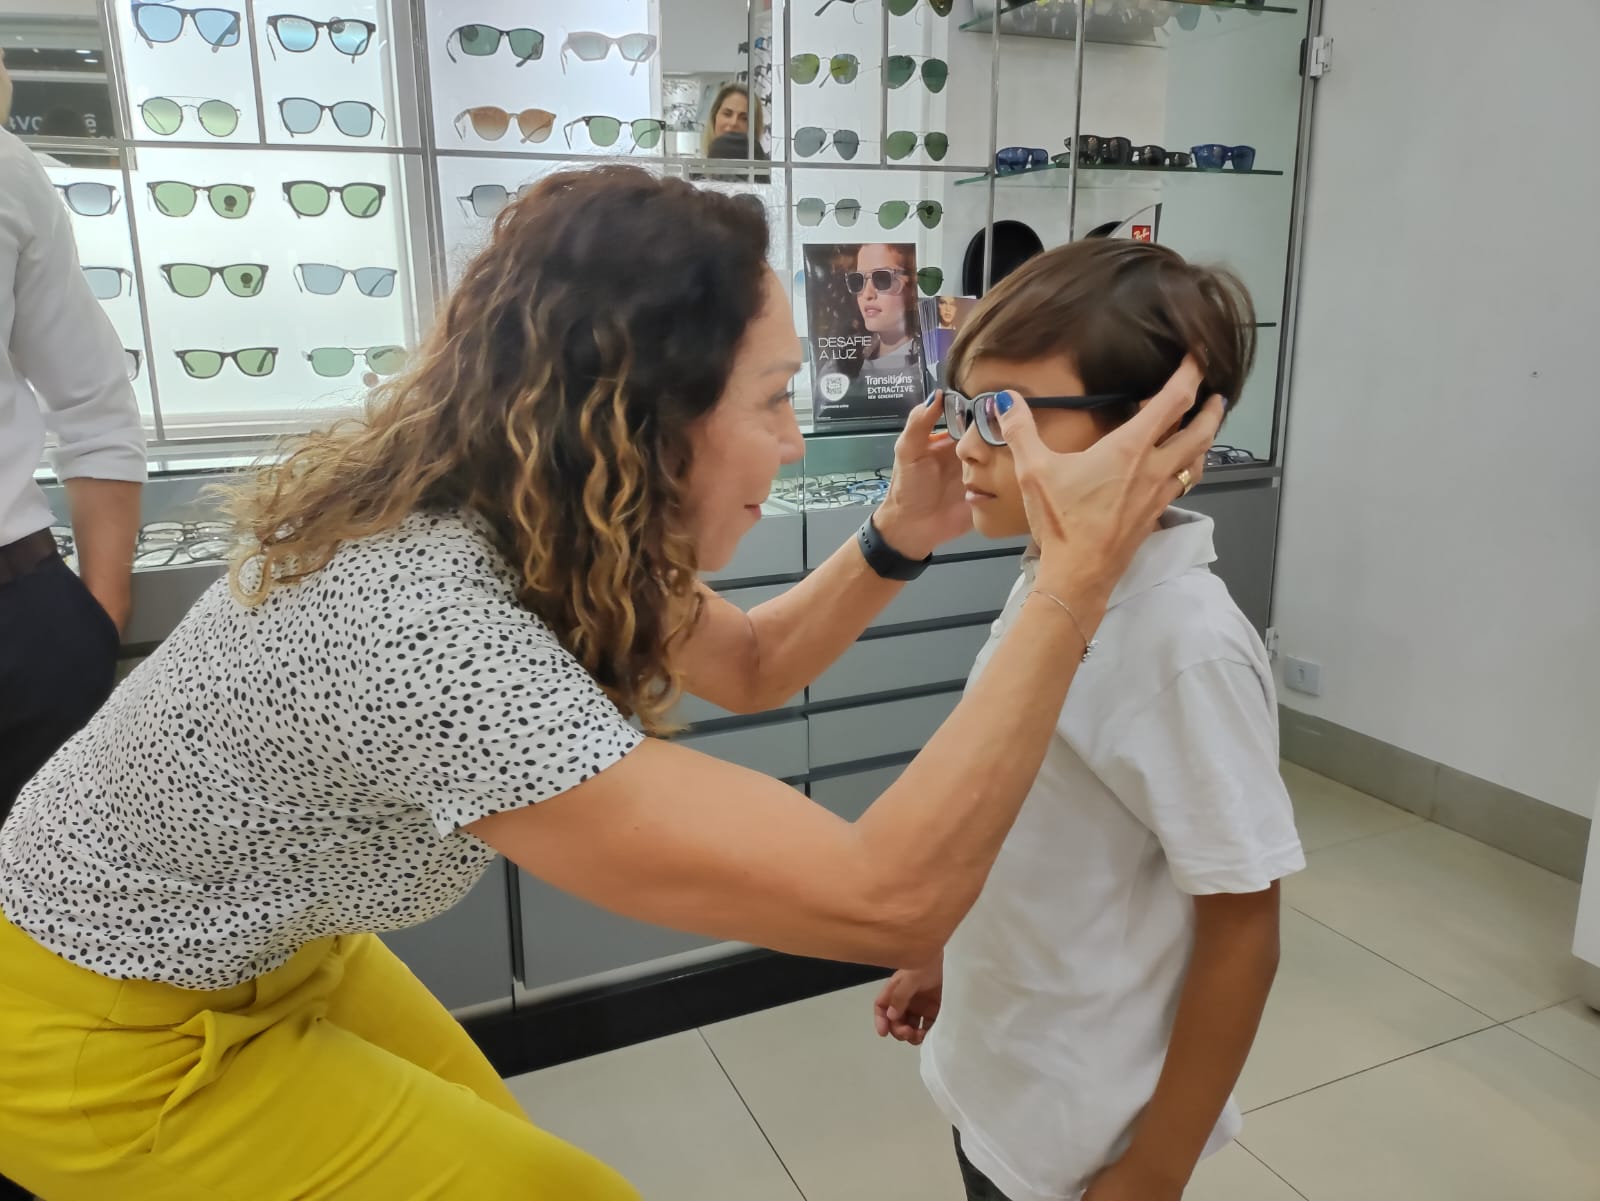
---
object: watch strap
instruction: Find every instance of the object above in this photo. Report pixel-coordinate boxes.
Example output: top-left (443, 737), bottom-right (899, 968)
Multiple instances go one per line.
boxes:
top-left (857, 513), bottom-right (932, 582)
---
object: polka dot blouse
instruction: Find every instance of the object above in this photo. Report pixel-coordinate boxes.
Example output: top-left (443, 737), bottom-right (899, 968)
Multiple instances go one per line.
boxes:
top-left (0, 510), bottom-right (644, 990)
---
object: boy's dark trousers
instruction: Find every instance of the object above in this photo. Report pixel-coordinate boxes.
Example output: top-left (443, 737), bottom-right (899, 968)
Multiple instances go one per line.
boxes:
top-left (955, 1129), bottom-right (1018, 1201)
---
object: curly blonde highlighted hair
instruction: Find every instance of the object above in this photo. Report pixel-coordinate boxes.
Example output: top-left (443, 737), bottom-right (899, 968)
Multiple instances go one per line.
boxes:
top-left (222, 166), bottom-right (772, 732)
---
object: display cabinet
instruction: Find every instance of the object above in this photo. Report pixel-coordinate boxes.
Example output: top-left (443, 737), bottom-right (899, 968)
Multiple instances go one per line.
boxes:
top-left (15, 0), bottom-right (1322, 1016)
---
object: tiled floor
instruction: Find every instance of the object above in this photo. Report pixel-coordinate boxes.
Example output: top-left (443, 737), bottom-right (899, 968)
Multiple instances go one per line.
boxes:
top-left (508, 765), bottom-right (1596, 1201)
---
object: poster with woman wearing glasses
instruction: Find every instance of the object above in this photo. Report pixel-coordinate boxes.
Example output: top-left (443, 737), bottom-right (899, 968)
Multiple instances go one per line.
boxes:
top-left (804, 242), bottom-right (924, 427)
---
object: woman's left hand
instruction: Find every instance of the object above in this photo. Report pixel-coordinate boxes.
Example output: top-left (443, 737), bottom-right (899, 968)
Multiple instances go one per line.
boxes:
top-left (873, 392), bottom-right (971, 561)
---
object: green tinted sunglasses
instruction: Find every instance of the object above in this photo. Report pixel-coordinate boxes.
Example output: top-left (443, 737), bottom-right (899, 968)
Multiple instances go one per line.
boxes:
top-left (176, 347), bottom-right (278, 379)
top-left (305, 345), bottom-right (408, 378)
top-left (873, 200), bottom-right (944, 230)
top-left (160, 262), bottom-right (268, 298)
top-left (887, 55), bottom-right (948, 92)
top-left (282, 180), bottom-right (386, 218)
top-left (886, 0), bottom-right (954, 14)
top-left (149, 180), bottom-right (253, 218)
top-left (789, 52), bottom-right (858, 85)
top-left (140, 96), bottom-right (240, 137)
top-left (886, 131), bottom-right (949, 162)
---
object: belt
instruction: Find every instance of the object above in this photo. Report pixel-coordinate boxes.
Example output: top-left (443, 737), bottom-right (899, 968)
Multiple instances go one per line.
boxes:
top-left (0, 529), bottom-right (59, 587)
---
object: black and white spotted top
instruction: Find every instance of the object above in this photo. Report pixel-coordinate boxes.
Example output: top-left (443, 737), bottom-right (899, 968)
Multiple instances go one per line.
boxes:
top-left (0, 510), bottom-right (644, 990)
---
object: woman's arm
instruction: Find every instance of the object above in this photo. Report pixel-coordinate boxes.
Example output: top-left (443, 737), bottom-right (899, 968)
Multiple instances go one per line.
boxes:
top-left (681, 398), bottom-right (969, 714)
top-left (473, 366), bottom-right (1222, 966)
top-left (1084, 886), bottom-right (1282, 1201)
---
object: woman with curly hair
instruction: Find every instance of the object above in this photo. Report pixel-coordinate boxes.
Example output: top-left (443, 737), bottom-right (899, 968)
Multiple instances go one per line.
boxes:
top-left (0, 166), bottom-right (1221, 1200)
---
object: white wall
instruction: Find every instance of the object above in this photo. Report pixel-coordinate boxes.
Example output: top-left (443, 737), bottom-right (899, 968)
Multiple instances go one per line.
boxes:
top-left (1274, 0), bottom-right (1600, 815)
top-left (661, 0), bottom-right (747, 73)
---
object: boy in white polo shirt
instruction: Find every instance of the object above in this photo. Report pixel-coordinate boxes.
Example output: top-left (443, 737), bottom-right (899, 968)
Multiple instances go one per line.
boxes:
top-left (873, 239), bottom-right (1304, 1201)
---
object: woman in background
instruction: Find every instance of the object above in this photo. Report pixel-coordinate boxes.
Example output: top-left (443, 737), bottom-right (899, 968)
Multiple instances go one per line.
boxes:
top-left (701, 82), bottom-right (764, 158)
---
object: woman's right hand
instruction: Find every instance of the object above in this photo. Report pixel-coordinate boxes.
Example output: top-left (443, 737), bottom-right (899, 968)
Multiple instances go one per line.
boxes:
top-left (996, 356), bottom-right (1224, 595)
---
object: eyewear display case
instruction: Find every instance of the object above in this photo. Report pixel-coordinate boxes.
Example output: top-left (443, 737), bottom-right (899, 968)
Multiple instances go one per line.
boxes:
top-left (16, 0), bottom-right (1322, 1016)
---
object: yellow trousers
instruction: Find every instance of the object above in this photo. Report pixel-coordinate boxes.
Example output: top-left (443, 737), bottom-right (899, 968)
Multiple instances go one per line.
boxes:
top-left (0, 912), bottom-right (641, 1200)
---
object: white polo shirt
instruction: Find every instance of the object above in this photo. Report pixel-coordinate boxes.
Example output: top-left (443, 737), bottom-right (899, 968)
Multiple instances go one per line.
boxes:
top-left (922, 509), bottom-right (1305, 1201)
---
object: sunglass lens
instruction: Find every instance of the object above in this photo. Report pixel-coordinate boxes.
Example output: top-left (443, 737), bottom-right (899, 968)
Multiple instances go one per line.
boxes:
top-left (632, 119), bottom-right (663, 149)
top-left (134, 4), bottom-right (182, 42)
top-left (309, 348), bottom-right (355, 377)
top-left (917, 201), bottom-right (943, 229)
top-left (209, 185), bottom-right (251, 218)
top-left (469, 107), bottom-right (510, 139)
top-left (833, 130), bottom-right (860, 160)
top-left (298, 264), bottom-right (343, 294)
top-left (794, 126), bottom-right (826, 157)
top-left (367, 346), bottom-right (407, 376)
top-left (180, 350), bottom-right (224, 379)
top-left (152, 182), bottom-right (197, 217)
top-left (341, 184), bottom-right (383, 217)
top-left (831, 54), bottom-right (859, 83)
top-left (1230, 145), bottom-right (1257, 170)
top-left (943, 391), bottom-right (967, 437)
top-left (141, 97), bottom-right (183, 135)
top-left (286, 181), bottom-right (330, 216)
top-left (929, 0), bottom-right (955, 14)
top-left (789, 53), bottom-right (820, 84)
top-left (887, 55), bottom-right (914, 89)
top-left (571, 34), bottom-right (609, 60)
top-left (198, 99), bottom-right (238, 137)
top-left (835, 200), bottom-right (861, 227)
top-left (1192, 144), bottom-right (1226, 169)
top-left (83, 268), bottom-right (124, 300)
top-left (222, 265), bottom-right (265, 297)
top-left (236, 348), bottom-right (276, 377)
top-left (925, 132), bottom-right (950, 161)
top-left (469, 185), bottom-right (508, 218)
top-left (518, 109), bottom-right (555, 143)
top-left (275, 15), bottom-right (317, 51)
top-left (328, 18), bottom-right (371, 56)
top-left (281, 97), bottom-right (322, 134)
top-left (917, 267), bottom-right (944, 296)
top-left (507, 28), bottom-right (544, 61)
top-left (618, 34), bottom-right (655, 62)
top-left (887, 131), bottom-right (916, 160)
top-left (456, 24), bottom-right (500, 55)
top-left (877, 201), bottom-right (910, 229)
top-left (353, 268), bottom-right (396, 297)
top-left (922, 59), bottom-right (949, 92)
top-left (193, 8), bottom-right (241, 46)
top-left (797, 198), bottom-right (826, 227)
top-left (166, 264), bottom-right (213, 296)
top-left (887, 0), bottom-right (916, 13)
top-left (586, 117), bottom-right (621, 146)
top-left (331, 101), bottom-right (375, 137)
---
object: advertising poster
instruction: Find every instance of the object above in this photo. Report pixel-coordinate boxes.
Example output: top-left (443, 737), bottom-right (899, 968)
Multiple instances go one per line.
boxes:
top-left (803, 242), bottom-right (925, 427)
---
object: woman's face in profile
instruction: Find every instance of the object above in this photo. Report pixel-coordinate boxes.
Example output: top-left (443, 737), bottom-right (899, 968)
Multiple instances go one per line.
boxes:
top-left (713, 91), bottom-right (749, 138)
top-left (854, 244), bottom-right (912, 342)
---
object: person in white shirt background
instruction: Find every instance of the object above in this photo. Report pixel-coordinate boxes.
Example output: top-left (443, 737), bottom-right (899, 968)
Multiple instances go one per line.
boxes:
top-left (0, 48), bottom-right (145, 815)
top-left (873, 239), bottom-right (1305, 1201)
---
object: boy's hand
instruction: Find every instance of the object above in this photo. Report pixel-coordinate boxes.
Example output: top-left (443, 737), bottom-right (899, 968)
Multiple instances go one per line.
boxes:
top-left (872, 958), bottom-right (943, 1045)
top-left (1081, 1155), bottom-right (1186, 1201)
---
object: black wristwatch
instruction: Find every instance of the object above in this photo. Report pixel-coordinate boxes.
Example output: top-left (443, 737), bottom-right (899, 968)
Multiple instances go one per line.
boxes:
top-left (857, 512), bottom-right (932, 582)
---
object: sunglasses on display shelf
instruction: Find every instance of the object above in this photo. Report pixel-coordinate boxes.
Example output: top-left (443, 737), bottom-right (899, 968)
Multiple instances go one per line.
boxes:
top-left (1126, 143), bottom-right (1193, 168)
top-left (160, 262), bottom-right (268, 298)
top-left (175, 347), bottom-right (278, 379)
top-left (559, 32), bottom-right (657, 75)
top-left (149, 180), bottom-right (253, 218)
top-left (454, 106), bottom-right (556, 145)
top-left (1061, 135), bottom-right (1134, 167)
top-left (563, 116), bottom-right (665, 151)
top-left (447, 24), bottom-right (544, 64)
top-left (788, 52), bottom-right (858, 86)
top-left (995, 146), bottom-right (1049, 174)
top-left (943, 389), bottom-right (1135, 448)
top-left (887, 131), bottom-right (949, 162)
top-left (131, 3), bottom-right (241, 48)
top-left (792, 126), bottom-right (861, 160)
top-left (815, 0), bottom-right (955, 17)
top-left (283, 180), bottom-right (386, 218)
top-left (887, 54), bottom-right (948, 93)
top-left (1207, 444), bottom-right (1260, 468)
top-left (795, 198), bottom-right (942, 230)
top-left (279, 97), bottom-right (385, 139)
top-left (82, 266), bottom-right (133, 300)
top-left (139, 96), bottom-right (239, 138)
top-left (294, 264), bottom-right (397, 297)
top-left (458, 183), bottom-right (535, 220)
top-left (266, 14), bottom-right (375, 59)
top-left (133, 521), bottom-right (237, 569)
top-left (305, 346), bottom-right (408, 379)
top-left (1191, 143), bottom-right (1257, 170)
top-left (124, 349), bottom-right (143, 381)
top-left (54, 181), bottom-right (120, 216)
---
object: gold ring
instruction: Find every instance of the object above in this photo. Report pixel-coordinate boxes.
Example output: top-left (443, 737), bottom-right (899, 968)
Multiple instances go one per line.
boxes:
top-left (1176, 468), bottom-right (1194, 495)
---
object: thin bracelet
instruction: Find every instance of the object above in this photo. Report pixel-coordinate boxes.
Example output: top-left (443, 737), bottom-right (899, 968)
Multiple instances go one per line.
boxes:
top-left (1027, 588), bottom-right (1099, 663)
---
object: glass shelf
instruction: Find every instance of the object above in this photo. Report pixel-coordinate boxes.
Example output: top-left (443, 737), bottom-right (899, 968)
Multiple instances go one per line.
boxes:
top-left (955, 162), bottom-right (1285, 187)
top-left (961, 0), bottom-right (1298, 48)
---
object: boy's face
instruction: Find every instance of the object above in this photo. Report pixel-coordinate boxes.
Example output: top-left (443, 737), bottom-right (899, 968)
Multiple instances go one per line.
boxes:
top-left (956, 353), bottom-right (1105, 539)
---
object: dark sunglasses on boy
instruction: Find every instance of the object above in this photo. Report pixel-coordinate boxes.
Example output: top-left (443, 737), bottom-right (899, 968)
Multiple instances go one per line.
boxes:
top-left (942, 389), bottom-right (1133, 448)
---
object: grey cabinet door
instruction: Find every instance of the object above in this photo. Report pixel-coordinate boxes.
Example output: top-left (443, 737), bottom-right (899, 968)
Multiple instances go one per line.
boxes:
top-left (380, 860), bottom-right (514, 1012)
top-left (809, 624), bottom-right (989, 704)
top-left (678, 718), bottom-right (809, 779)
top-left (671, 585), bottom-right (803, 726)
top-left (703, 512), bottom-right (804, 583)
top-left (810, 764), bottom-right (906, 823)
top-left (1184, 479), bottom-right (1280, 632)
top-left (808, 690), bottom-right (963, 770)
top-left (870, 556), bottom-right (1021, 631)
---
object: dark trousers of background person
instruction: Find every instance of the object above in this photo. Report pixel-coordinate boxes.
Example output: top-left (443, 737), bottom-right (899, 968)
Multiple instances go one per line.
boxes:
top-left (0, 539), bottom-right (119, 1201)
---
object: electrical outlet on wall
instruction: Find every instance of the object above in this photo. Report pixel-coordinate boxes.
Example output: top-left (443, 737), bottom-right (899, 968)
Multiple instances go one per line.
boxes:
top-left (1265, 627), bottom-right (1280, 660)
top-left (1283, 656), bottom-right (1323, 697)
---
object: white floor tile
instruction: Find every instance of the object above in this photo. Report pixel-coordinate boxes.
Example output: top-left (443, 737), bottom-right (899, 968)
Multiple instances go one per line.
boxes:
top-left (1238, 909), bottom-right (1492, 1110)
top-left (1509, 998), bottom-right (1600, 1079)
top-left (505, 1032), bottom-right (803, 1201)
top-left (1241, 1027), bottom-right (1600, 1201)
top-left (703, 982), bottom-right (967, 1201)
top-left (1280, 762), bottom-right (1421, 852)
top-left (1185, 1143), bottom-right (1303, 1201)
top-left (1283, 823), bottom-right (1579, 1020)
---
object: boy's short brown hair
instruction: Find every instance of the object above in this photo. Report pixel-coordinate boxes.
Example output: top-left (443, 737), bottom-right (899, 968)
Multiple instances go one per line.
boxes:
top-left (947, 238), bottom-right (1257, 425)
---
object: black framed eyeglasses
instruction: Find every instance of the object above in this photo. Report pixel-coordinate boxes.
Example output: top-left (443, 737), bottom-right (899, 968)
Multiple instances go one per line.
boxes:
top-left (943, 389), bottom-right (1133, 448)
